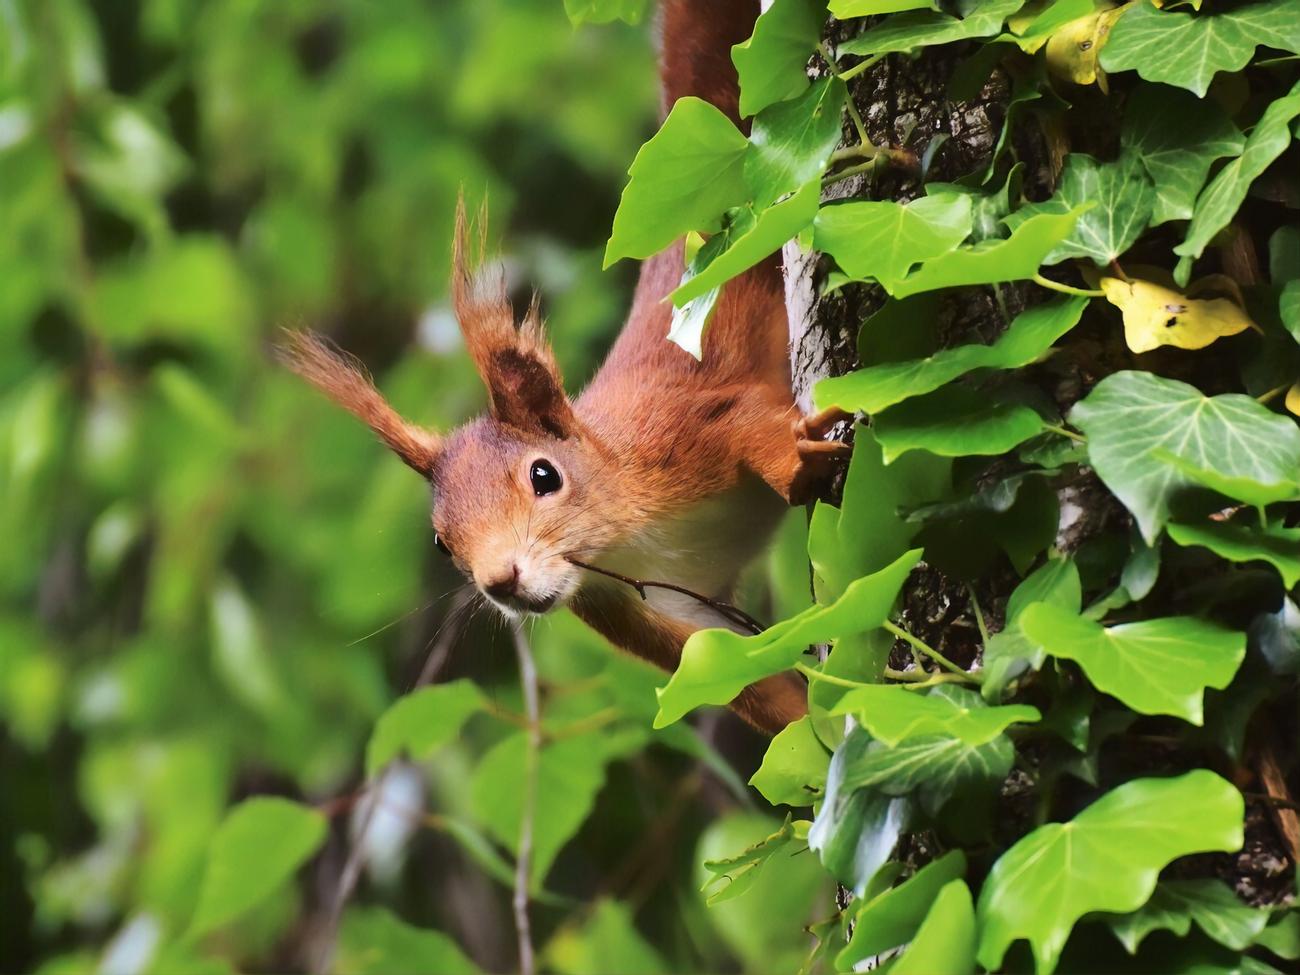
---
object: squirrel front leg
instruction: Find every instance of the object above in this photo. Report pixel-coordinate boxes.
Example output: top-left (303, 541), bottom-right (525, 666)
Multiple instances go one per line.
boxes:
top-left (571, 585), bottom-right (807, 734)
top-left (738, 391), bottom-right (852, 505)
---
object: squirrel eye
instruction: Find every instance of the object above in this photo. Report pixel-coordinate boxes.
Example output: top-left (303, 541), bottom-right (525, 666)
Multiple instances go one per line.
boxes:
top-left (433, 532), bottom-right (452, 557)
top-left (529, 459), bottom-right (563, 496)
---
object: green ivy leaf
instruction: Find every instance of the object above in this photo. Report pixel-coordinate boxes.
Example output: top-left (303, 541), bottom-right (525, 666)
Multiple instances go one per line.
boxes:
top-left (808, 427), bottom-right (951, 598)
top-left (976, 770), bottom-right (1245, 975)
top-left (700, 815), bottom-right (807, 904)
top-left (733, 0), bottom-right (828, 118)
top-left (890, 210), bottom-right (1083, 297)
top-left (831, 0), bottom-right (935, 16)
top-left (562, 0), bottom-right (648, 25)
top-left (654, 549), bottom-right (921, 727)
top-left (1104, 879), bottom-right (1269, 954)
top-left (1007, 153), bottom-right (1154, 265)
top-left (745, 77), bottom-right (845, 209)
top-left (365, 679), bottom-right (485, 777)
top-left (838, 0), bottom-right (1024, 56)
top-left (1167, 519), bottom-right (1300, 587)
top-left (836, 850), bottom-right (969, 970)
top-left (188, 797), bottom-right (328, 938)
top-left (604, 98), bottom-right (748, 266)
top-left (1099, 0), bottom-right (1300, 97)
top-left (815, 296), bottom-right (1087, 414)
top-left (469, 729), bottom-right (646, 884)
top-left (829, 684), bottom-right (1040, 746)
top-left (1175, 79), bottom-right (1300, 281)
top-left (808, 726), bottom-right (910, 894)
top-left (1120, 85), bottom-right (1244, 225)
top-left (1018, 604), bottom-right (1245, 724)
top-left (836, 689), bottom-right (1016, 814)
top-left (893, 881), bottom-right (977, 975)
top-left (336, 907), bottom-right (479, 975)
top-left (1070, 371), bottom-right (1300, 543)
top-left (749, 715), bottom-right (830, 806)
top-left (813, 194), bottom-right (974, 289)
top-left (873, 385), bottom-right (1048, 461)
top-left (1160, 453), bottom-right (1300, 509)
top-left (669, 179), bottom-right (819, 308)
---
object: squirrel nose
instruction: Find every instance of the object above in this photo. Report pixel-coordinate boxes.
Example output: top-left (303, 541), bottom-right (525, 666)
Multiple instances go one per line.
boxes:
top-left (483, 565), bottom-right (520, 601)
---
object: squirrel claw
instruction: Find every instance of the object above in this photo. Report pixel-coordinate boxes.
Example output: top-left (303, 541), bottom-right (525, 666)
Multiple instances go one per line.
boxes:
top-left (794, 405), bottom-right (853, 443)
top-left (788, 409), bottom-right (854, 504)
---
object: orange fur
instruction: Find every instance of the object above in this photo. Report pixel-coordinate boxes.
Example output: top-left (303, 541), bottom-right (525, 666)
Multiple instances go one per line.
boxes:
top-left (279, 2), bottom-right (831, 735)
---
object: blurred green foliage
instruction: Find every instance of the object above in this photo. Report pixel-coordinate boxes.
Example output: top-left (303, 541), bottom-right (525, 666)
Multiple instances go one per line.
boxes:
top-left (0, 1), bottom-right (825, 972)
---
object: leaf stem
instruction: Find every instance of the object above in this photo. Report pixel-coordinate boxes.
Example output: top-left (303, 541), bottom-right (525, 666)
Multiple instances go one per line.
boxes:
top-left (824, 158), bottom-right (879, 187)
top-left (1032, 273), bottom-right (1105, 298)
top-left (839, 52), bottom-right (886, 82)
top-left (1256, 383), bottom-right (1290, 405)
top-left (795, 662), bottom-right (867, 689)
top-left (1041, 422), bottom-right (1087, 443)
top-left (882, 620), bottom-right (977, 681)
top-left (966, 585), bottom-right (991, 644)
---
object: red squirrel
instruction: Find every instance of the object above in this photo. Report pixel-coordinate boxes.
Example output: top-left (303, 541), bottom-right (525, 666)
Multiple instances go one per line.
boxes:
top-left (281, 0), bottom-right (848, 734)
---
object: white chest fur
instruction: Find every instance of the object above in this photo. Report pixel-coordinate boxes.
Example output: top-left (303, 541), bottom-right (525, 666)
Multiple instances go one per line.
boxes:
top-left (592, 473), bottom-right (786, 632)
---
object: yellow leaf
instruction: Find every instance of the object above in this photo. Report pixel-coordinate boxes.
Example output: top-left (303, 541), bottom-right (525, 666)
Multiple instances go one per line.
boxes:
top-left (1045, 2), bottom-right (1125, 86)
top-left (1100, 275), bottom-right (1256, 353)
top-left (1287, 382), bottom-right (1300, 417)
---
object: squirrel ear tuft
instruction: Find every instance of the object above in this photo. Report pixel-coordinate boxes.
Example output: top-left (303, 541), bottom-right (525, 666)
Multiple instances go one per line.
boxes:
top-left (451, 196), bottom-right (579, 440)
top-left (276, 330), bottom-right (442, 478)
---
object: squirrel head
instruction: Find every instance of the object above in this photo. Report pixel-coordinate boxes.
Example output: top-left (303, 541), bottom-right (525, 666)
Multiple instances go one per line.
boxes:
top-left (280, 200), bottom-right (617, 616)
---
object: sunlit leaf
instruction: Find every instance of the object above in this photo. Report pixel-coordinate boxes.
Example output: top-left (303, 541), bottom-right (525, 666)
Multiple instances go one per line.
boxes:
top-left (749, 715), bottom-right (830, 806)
top-left (733, 0), bottom-right (828, 118)
top-left (669, 179), bottom-right (819, 307)
top-left (813, 194), bottom-right (974, 289)
top-left (1167, 518), bottom-right (1300, 588)
top-left (604, 97), bottom-right (748, 266)
top-left (815, 296), bottom-right (1087, 413)
top-left (544, 899), bottom-right (670, 975)
top-left (838, 0), bottom-right (1025, 56)
top-left (836, 851), bottom-right (968, 970)
top-left (1018, 603), bottom-right (1245, 723)
top-left (890, 210), bottom-right (1083, 297)
top-left (1007, 152), bottom-right (1153, 266)
top-left (744, 77), bottom-right (845, 208)
top-left (1120, 85), bottom-right (1244, 225)
top-left (189, 798), bottom-right (327, 938)
top-left (1070, 371), bottom-right (1300, 542)
top-left (1004, 0), bottom-right (1097, 52)
top-left (808, 427), bottom-right (951, 598)
top-left (1104, 879), bottom-right (1269, 954)
top-left (832, 0), bottom-right (934, 15)
top-left (893, 880), bottom-right (977, 975)
top-left (1099, 0), bottom-right (1300, 97)
top-left (829, 684), bottom-right (1040, 746)
top-left (1175, 79), bottom-right (1300, 280)
top-left (872, 385), bottom-right (1049, 461)
top-left (654, 549), bottom-right (921, 727)
top-left (976, 770), bottom-right (1245, 974)
top-left (365, 680), bottom-right (485, 777)
top-left (1101, 275), bottom-right (1255, 353)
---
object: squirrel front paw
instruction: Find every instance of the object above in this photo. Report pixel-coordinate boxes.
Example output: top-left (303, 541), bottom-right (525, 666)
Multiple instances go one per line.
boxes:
top-left (789, 406), bottom-right (853, 504)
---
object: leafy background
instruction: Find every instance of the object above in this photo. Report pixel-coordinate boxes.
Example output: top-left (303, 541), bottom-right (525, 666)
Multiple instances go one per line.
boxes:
top-left (7, 0), bottom-right (1300, 973)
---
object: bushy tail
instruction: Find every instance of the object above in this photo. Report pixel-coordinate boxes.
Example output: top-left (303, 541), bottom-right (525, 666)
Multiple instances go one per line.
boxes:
top-left (657, 0), bottom-right (761, 125)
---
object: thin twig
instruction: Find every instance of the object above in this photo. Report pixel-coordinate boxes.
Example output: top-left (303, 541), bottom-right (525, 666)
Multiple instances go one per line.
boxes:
top-left (312, 588), bottom-right (474, 975)
top-left (568, 558), bottom-right (764, 634)
top-left (512, 623), bottom-right (542, 975)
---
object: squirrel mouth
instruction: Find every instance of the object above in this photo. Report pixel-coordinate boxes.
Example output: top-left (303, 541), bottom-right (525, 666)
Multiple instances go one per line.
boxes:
top-left (488, 591), bottom-right (558, 615)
